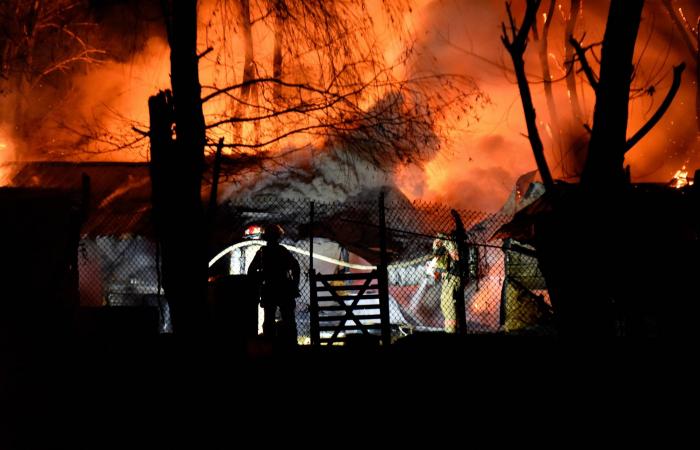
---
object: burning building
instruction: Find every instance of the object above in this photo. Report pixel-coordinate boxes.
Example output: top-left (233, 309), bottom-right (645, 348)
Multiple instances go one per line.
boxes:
top-left (2, 0), bottom-right (700, 339)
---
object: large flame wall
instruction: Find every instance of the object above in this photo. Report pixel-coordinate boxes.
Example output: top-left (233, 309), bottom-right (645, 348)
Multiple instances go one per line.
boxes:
top-left (1, 0), bottom-right (698, 211)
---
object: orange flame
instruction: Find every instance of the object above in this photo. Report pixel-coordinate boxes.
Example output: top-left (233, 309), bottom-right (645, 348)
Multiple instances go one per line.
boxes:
top-left (670, 165), bottom-right (693, 189)
top-left (3, 0), bottom-right (699, 211)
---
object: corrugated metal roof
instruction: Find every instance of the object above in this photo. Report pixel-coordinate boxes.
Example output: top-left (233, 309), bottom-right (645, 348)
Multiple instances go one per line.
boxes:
top-left (7, 162), bottom-right (154, 238)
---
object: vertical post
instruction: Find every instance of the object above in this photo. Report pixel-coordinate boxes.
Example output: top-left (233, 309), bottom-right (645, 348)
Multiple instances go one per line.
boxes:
top-left (378, 192), bottom-right (391, 345)
top-left (309, 201), bottom-right (314, 273)
top-left (156, 241), bottom-right (162, 298)
top-left (450, 209), bottom-right (468, 335)
top-left (473, 245), bottom-right (481, 292)
top-left (309, 201), bottom-right (319, 346)
top-left (208, 137), bottom-right (224, 220)
top-left (499, 240), bottom-right (510, 328)
top-left (155, 240), bottom-right (165, 330)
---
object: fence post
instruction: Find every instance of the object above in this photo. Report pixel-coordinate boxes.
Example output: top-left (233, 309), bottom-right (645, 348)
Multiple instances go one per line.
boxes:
top-left (378, 192), bottom-right (391, 345)
top-left (450, 209), bottom-right (468, 335)
top-left (207, 137), bottom-right (224, 221)
top-left (309, 201), bottom-right (319, 346)
top-left (309, 201), bottom-right (315, 273)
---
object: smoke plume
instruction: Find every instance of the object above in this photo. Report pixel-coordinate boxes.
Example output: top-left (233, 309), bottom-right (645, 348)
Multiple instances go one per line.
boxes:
top-left (2, 0), bottom-right (699, 213)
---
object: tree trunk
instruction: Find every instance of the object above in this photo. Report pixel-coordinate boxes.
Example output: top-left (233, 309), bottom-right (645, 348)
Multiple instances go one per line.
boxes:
top-left (581, 0), bottom-right (644, 191)
top-left (532, 1), bottom-right (650, 337)
top-left (512, 0), bottom-right (696, 338)
top-left (150, 0), bottom-right (208, 336)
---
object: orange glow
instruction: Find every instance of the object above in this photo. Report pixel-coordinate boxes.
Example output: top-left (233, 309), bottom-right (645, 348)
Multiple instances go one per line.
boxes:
top-left (670, 165), bottom-right (693, 188)
top-left (407, 0), bottom-right (700, 210)
top-left (0, 128), bottom-right (15, 185)
top-left (1, 1), bottom-right (698, 209)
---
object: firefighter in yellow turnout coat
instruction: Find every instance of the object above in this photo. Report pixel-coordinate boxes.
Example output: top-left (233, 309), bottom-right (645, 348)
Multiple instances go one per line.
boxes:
top-left (432, 233), bottom-right (461, 332)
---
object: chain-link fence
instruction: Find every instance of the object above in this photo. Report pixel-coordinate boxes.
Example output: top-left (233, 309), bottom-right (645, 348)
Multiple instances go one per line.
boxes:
top-left (207, 196), bottom-right (556, 343)
top-left (74, 195), bottom-right (554, 340)
top-left (77, 235), bottom-right (171, 334)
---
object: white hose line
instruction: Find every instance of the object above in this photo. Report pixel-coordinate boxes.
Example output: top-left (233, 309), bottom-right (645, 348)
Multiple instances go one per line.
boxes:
top-left (208, 240), bottom-right (377, 271)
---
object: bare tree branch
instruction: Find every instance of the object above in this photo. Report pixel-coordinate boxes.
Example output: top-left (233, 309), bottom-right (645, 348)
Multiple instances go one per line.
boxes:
top-left (204, 96), bottom-right (345, 129)
top-left (569, 36), bottom-right (599, 91)
top-left (197, 47), bottom-right (213, 60)
top-left (202, 78), bottom-right (339, 103)
top-left (625, 63), bottom-right (686, 153)
top-left (501, 0), bottom-right (554, 190)
top-left (35, 48), bottom-right (106, 83)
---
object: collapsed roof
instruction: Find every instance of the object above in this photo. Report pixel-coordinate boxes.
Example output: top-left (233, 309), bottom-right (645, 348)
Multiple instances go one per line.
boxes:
top-left (6, 161), bottom-right (512, 264)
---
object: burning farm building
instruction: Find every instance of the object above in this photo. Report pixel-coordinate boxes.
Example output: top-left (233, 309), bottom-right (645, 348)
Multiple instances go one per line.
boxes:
top-left (3, 156), bottom-right (552, 338)
top-left (1, 1), bottom-right (700, 338)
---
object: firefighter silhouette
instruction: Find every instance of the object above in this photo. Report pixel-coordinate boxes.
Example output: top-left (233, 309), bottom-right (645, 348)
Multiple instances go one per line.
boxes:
top-left (247, 224), bottom-right (301, 344)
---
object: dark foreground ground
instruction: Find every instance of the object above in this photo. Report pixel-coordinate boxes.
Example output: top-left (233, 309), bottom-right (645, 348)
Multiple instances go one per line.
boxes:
top-left (1, 328), bottom-right (695, 449)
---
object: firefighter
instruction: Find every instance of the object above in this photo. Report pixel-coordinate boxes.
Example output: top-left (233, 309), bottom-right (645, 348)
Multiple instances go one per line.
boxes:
top-left (432, 232), bottom-right (461, 332)
top-left (247, 224), bottom-right (301, 345)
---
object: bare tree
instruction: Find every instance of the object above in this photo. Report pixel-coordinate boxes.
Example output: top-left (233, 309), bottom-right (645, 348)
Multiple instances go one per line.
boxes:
top-left (0, 0), bottom-right (104, 157)
top-left (198, 0), bottom-right (481, 177)
top-left (501, 0), bottom-right (554, 190)
top-left (502, 0), bottom-right (686, 191)
top-left (574, 1), bottom-right (685, 189)
top-left (501, 0), bottom-right (691, 336)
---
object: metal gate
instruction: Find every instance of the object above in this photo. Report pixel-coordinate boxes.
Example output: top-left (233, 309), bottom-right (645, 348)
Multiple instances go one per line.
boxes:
top-left (309, 270), bottom-right (390, 345)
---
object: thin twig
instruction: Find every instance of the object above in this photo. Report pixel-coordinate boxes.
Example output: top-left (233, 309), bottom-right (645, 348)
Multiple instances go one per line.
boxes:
top-left (569, 36), bottom-right (599, 90)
